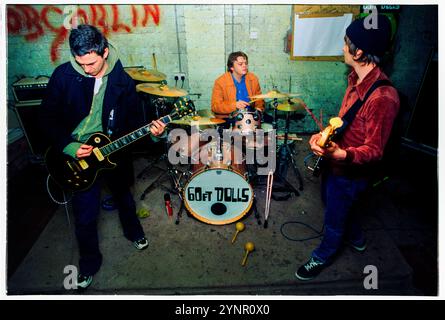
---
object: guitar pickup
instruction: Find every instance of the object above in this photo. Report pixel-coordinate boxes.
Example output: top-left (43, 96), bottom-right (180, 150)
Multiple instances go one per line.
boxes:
top-left (93, 148), bottom-right (105, 161)
top-left (78, 159), bottom-right (89, 170)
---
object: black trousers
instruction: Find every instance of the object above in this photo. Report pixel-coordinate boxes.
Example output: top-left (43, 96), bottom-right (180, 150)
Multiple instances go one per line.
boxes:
top-left (71, 170), bottom-right (144, 276)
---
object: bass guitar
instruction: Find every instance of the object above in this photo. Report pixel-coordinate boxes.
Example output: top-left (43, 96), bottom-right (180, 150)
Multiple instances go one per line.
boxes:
top-left (310, 117), bottom-right (343, 177)
top-left (45, 98), bottom-right (195, 192)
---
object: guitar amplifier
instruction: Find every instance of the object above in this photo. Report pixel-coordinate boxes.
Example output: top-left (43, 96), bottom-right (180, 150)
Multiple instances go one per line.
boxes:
top-left (12, 76), bottom-right (50, 103)
top-left (13, 101), bottom-right (48, 158)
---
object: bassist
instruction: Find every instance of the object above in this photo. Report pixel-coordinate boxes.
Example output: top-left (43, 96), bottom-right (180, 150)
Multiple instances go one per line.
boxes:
top-left (296, 15), bottom-right (400, 281)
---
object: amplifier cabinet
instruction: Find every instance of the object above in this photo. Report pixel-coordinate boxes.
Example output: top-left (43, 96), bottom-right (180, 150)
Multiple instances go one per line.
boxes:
top-left (13, 101), bottom-right (48, 157)
top-left (12, 76), bottom-right (49, 103)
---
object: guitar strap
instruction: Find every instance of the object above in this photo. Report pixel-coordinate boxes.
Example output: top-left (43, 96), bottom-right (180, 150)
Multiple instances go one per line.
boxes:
top-left (107, 108), bottom-right (115, 136)
top-left (336, 79), bottom-right (392, 137)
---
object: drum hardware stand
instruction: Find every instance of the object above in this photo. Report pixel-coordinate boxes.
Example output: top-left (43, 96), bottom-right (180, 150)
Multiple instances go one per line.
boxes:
top-left (278, 101), bottom-right (304, 190)
top-left (136, 134), bottom-right (169, 181)
top-left (266, 99), bottom-right (303, 197)
top-left (252, 195), bottom-right (262, 225)
top-left (139, 136), bottom-right (188, 200)
top-left (136, 96), bottom-right (172, 178)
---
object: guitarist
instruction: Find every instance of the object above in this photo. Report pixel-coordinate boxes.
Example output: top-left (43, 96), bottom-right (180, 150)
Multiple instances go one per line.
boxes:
top-left (296, 15), bottom-right (400, 281)
top-left (40, 25), bottom-right (165, 289)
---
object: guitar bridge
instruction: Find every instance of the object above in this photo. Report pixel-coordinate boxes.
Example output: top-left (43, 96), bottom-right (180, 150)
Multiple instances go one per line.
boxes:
top-left (78, 159), bottom-right (89, 170)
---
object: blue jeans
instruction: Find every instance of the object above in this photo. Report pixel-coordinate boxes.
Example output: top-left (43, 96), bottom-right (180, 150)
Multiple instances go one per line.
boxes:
top-left (72, 175), bottom-right (144, 276)
top-left (312, 172), bottom-right (368, 263)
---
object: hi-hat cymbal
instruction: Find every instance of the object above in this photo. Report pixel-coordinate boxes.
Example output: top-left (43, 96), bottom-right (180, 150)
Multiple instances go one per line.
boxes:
top-left (276, 103), bottom-right (302, 112)
top-left (250, 90), bottom-right (301, 100)
top-left (136, 83), bottom-right (188, 97)
top-left (172, 116), bottom-right (226, 126)
top-left (125, 67), bottom-right (167, 82)
top-left (276, 98), bottom-right (306, 112)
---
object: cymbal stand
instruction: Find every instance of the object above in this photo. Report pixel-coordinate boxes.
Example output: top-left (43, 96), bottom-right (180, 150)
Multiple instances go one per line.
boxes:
top-left (138, 97), bottom-right (186, 200)
top-left (276, 109), bottom-right (304, 191)
top-left (136, 98), bottom-right (170, 178)
top-left (139, 139), bottom-right (189, 201)
top-left (258, 98), bottom-right (301, 198)
top-left (272, 98), bottom-right (279, 130)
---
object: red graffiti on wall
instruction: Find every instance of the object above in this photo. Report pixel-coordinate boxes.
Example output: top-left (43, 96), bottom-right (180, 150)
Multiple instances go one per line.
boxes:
top-left (7, 4), bottom-right (161, 62)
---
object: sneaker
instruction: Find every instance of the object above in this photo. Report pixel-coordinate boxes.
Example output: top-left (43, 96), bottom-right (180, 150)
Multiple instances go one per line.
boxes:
top-left (349, 239), bottom-right (367, 252)
top-left (133, 237), bottom-right (149, 250)
top-left (295, 257), bottom-right (326, 281)
top-left (76, 274), bottom-right (93, 289)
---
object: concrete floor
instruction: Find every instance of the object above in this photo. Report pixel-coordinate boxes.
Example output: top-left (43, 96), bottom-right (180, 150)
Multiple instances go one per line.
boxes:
top-left (8, 136), bottom-right (435, 296)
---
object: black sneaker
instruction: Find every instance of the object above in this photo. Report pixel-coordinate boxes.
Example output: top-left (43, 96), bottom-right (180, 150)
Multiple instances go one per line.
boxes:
top-left (349, 241), bottom-right (367, 252)
top-left (349, 239), bottom-right (367, 252)
top-left (76, 274), bottom-right (93, 289)
top-left (133, 237), bottom-right (149, 250)
top-left (295, 257), bottom-right (326, 281)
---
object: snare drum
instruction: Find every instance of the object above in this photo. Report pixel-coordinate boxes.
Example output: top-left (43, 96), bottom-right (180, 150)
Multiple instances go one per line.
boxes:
top-left (184, 141), bottom-right (253, 225)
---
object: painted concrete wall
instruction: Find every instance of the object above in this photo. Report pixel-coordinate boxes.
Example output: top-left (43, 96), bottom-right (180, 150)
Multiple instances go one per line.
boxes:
top-left (6, 4), bottom-right (438, 136)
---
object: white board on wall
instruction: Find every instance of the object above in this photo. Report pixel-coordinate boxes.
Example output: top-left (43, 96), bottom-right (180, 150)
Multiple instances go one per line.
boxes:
top-left (292, 13), bottom-right (353, 57)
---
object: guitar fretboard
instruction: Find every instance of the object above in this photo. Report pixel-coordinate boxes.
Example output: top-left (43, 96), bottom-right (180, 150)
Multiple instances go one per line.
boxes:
top-left (99, 115), bottom-right (171, 157)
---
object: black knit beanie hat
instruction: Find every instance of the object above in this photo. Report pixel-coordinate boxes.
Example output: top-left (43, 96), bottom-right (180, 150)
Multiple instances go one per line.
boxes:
top-left (346, 14), bottom-right (392, 57)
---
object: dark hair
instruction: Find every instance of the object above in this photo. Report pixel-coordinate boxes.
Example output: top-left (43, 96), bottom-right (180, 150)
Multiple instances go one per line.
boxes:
top-left (69, 24), bottom-right (108, 57)
top-left (344, 35), bottom-right (381, 66)
top-left (227, 51), bottom-right (248, 72)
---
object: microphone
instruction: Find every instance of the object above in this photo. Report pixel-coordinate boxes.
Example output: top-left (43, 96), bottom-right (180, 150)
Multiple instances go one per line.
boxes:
top-left (164, 193), bottom-right (173, 219)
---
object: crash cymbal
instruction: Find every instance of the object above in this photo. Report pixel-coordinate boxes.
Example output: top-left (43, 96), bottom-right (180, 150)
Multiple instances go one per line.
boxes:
top-left (172, 116), bottom-right (226, 126)
top-left (250, 90), bottom-right (301, 100)
top-left (136, 83), bottom-right (188, 97)
top-left (125, 67), bottom-right (167, 82)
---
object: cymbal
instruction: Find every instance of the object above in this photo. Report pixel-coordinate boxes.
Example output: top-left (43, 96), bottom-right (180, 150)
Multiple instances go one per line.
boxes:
top-left (250, 90), bottom-right (301, 100)
top-left (125, 67), bottom-right (167, 82)
top-left (196, 109), bottom-right (215, 117)
top-left (136, 83), bottom-right (188, 97)
top-left (172, 116), bottom-right (226, 126)
top-left (276, 98), bottom-right (306, 112)
top-left (276, 103), bottom-right (302, 112)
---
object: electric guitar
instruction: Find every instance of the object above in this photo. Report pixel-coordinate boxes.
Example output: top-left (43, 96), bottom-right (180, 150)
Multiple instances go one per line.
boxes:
top-left (310, 117), bottom-right (343, 177)
top-left (45, 98), bottom-right (195, 192)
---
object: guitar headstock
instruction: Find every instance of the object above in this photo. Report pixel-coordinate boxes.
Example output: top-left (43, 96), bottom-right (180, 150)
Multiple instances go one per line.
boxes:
top-left (317, 117), bottom-right (344, 148)
top-left (170, 97), bottom-right (196, 120)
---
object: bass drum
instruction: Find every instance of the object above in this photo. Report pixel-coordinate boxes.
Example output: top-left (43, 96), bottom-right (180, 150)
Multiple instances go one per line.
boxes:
top-left (183, 141), bottom-right (253, 225)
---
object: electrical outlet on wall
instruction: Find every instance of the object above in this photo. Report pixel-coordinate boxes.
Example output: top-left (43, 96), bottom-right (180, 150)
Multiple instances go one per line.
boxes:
top-left (250, 31), bottom-right (258, 39)
top-left (174, 72), bottom-right (186, 80)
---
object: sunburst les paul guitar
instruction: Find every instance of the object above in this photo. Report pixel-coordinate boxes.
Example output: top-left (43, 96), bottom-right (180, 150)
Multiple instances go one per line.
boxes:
top-left (311, 117), bottom-right (344, 177)
top-left (45, 98), bottom-right (195, 192)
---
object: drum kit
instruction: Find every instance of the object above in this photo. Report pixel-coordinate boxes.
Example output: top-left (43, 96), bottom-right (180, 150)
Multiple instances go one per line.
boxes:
top-left (126, 65), bottom-right (306, 226)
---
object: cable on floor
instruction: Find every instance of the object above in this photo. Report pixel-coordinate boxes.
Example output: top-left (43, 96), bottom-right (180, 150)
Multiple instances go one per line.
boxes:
top-left (280, 221), bottom-right (325, 242)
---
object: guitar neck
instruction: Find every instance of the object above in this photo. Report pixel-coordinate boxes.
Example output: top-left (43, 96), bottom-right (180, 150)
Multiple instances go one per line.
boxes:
top-left (99, 115), bottom-right (172, 157)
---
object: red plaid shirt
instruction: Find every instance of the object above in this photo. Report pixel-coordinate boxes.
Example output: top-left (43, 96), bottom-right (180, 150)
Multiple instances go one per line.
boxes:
top-left (338, 66), bottom-right (400, 165)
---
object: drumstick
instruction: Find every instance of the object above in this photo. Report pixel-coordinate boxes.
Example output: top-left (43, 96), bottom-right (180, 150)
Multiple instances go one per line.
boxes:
top-left (249, 98), bottom-right (263, 104)
top-left (276, 135), bottom-right (303, 141)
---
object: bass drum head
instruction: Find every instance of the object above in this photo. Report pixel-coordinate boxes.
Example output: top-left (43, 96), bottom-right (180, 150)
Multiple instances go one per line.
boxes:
top-left (183, 168), bottom-right (253, 225)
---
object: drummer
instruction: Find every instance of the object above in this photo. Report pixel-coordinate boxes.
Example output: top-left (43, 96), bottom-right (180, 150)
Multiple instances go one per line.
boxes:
top-left (211, 51), bottom-right (264, 124)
